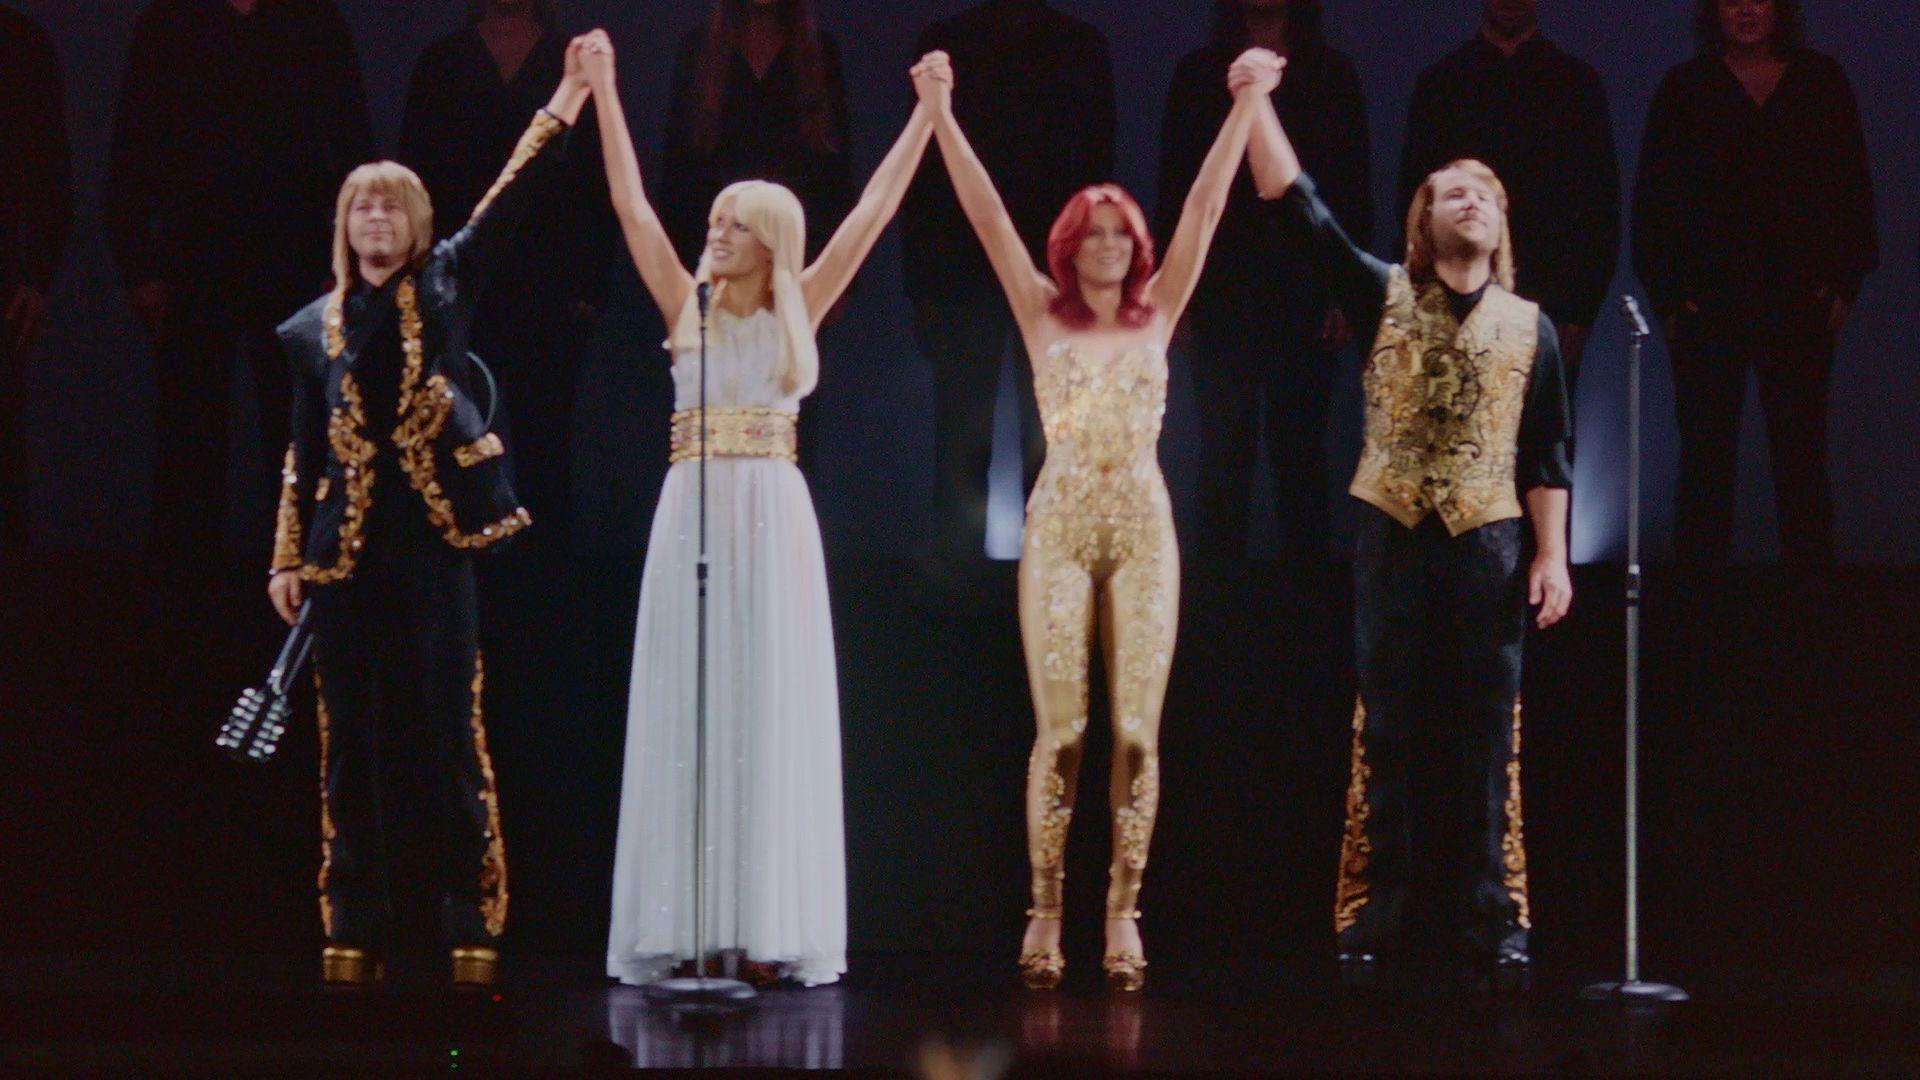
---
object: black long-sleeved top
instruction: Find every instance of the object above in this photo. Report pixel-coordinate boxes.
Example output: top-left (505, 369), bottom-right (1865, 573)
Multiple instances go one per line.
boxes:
top-left (659, 24), bottom-right (853, 266)
top-left (0, 4), bottom-right (71, 293)
top-left (1157, 37), bottom-right (1370, 333)
top-left (104, 0), bottom-right (372, 289)
top-left (902, 0), bottom-right (1115, 302)
top-left (1398, 33), bottom-right (1620, 329)
top-left (1283, 174), bottom-right (1573, 494)
top-left (1631, 48), bottom-right (1878, 331)
top-left (400, 27), bottom-right (615, 332)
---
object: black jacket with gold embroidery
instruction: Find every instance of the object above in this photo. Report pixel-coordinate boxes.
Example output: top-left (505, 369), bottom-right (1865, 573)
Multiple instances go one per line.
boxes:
top-left (272, 111), bottom-right (569, 581)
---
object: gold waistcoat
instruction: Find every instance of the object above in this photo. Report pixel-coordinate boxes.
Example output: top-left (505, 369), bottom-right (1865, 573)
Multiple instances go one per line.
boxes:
top-left (1350, 266), bottom-right (1539, 535)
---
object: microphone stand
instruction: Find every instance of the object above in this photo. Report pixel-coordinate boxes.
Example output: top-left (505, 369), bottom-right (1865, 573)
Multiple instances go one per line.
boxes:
top-left (1582, 295), bottom-right (1688, 1005)
top-left (644, 281), bottom-right (755, 1015)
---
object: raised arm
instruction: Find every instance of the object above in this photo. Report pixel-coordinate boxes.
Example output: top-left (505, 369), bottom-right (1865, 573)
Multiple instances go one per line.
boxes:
top-left (439, 51), bottom-right (590, 292)
top-left (914, 51), bottom-right (1053, 332)
top-left (580, 31), bottom-right (694, 324)
top-left (800, 103), bottom-right (933, 326)
top-left (1145, 49), bottom-right (1270, 326)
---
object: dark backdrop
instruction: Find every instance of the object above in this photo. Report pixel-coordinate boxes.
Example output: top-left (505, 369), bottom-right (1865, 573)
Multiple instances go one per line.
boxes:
top-left (12, 0), bottom-right (1920, 562)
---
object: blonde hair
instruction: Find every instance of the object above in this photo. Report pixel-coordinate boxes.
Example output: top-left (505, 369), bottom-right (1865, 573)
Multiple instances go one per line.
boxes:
top-left (669, 180), bottom-right (818, 398)
top-left (331, 161), bottom-right (434, 307)
top-left (1404, 158), bottom-right (1515, 292)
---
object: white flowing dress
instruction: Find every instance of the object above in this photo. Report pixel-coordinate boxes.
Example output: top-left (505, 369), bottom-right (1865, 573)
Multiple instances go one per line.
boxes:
top-left (607, 307), bottom-right (847, 987)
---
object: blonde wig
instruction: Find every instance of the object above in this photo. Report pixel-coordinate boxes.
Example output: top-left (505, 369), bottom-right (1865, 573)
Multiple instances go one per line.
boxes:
top-left (1403, 158), bottom-right (1515, 292)
top-left (330, 161), bottom-right (434, 307)
top-left (669, 180), bottom-right (818, 398)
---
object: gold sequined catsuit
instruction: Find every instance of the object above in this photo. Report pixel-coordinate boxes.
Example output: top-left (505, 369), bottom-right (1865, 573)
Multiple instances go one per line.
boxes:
top-left (1021, 340), bottom-right (1178, 921)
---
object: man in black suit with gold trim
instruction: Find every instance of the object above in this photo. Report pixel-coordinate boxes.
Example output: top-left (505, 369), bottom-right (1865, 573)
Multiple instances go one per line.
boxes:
top-left (266, 39), bottom-right (592, 987)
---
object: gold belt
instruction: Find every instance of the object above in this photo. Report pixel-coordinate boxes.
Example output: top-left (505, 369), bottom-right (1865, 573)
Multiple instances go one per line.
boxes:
top-left (669, 407), bottom-right (799, 463)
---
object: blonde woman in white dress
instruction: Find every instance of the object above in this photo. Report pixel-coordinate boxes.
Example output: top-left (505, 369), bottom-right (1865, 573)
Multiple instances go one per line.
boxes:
top-left (578, 32), bottom-right (935, 987)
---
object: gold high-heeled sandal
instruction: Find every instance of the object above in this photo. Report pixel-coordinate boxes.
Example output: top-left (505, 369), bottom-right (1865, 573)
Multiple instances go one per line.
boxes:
top-left (1102, 908), bottom-right (1147, 992)
top-left (1019, 907), bottom-right (1065, 990)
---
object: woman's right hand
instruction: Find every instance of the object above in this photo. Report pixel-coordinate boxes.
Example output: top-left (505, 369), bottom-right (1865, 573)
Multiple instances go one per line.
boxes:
top-left (268, 570), bottom-right (304, 626)
top-left (912, 50), bottom-right (953, 113)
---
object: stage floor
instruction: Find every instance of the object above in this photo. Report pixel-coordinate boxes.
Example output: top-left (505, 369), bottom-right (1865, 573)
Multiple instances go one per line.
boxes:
top-left (4, 551), bottom-right (1918, 1073)
top-left (3, 952), bottom-right (1917, 1075)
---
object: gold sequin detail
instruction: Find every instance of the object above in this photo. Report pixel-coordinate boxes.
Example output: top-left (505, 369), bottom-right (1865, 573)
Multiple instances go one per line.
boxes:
top-left (452, 432), bottom-right (504, 468)
top-left (1502, 696), bottom-right (1531, 930)
top-left (1114, 754), bottom-right (1159, 873)
top-left (470, 652), bottom-right (509, 938)
top-left (314, 667), bottom-right (338, 938)
top-left (1030, 741), bottom-right (1073, 876)
top-left (272, 445), bottom-right (305, 572)
top-left (388, 279), bottom-right (532, 550)
top-left (1351, 267), bottom-right (1539, 535)
top-left (300, 371), bottom-right (376, 585)
top-left (1334, 698), bottom-right (1374, 934)
top-left (668, 407), bottom-right (799, 464)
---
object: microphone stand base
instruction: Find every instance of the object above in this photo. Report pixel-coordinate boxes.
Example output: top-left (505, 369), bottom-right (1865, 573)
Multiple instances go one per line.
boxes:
top-left (641, 975), bottom-right (758, 1018)
top-left (1581, 979), bottom-right (1690, 1004)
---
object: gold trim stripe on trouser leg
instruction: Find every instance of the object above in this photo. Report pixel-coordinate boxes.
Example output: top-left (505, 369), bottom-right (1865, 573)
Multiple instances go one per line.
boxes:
top-left (1502, 696), bottom-right (1531, 929)
top-left (470, 652), bottom-right (509, 938)
top-left (314, 668), bottom-right (337, 939)
top-left (1334, 696), bottom-right (1373, 934)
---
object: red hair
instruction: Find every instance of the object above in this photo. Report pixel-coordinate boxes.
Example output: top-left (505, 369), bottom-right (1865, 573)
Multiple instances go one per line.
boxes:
top-left (1046, 185), bottom-right (1157, 330)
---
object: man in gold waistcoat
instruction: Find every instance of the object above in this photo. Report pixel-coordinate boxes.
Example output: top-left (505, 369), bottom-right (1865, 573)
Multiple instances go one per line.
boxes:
top-left (1239, 69), bottom-right (1572, 981)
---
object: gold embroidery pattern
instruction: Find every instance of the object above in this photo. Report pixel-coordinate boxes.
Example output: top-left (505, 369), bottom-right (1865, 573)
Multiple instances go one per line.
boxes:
top-left (1022, 341), bottom-right (1178, 922)
top-left (315, 667), bottom-right (338, 939)
top-left (1027, 342), bottom-right (1174, 687)
top-left (1351, 267), bottom-right (1539, 534)
top-left (470, 111), bottom-right (565, 221)
top-left (469, 652), bottom-right (509, 938)
top-left (453, 432), bottom-right (505, 468)
top-left (668, 407), bottom-right (799, 464)
top-left (1114, 754), bottom-right (1160, 873)
top-left (389, 279), bottom-right (532, 550)
top-left (1502, 696), bottom-right (1531, 930)
top-left (300, 370), bottom-right (376, 585)
top-left (1334, 697), bottom-right (1374, 934)
top-left (1029, 740), bottom-right (1073, 912)
top-left (273, 445), bottom-right (305, 571)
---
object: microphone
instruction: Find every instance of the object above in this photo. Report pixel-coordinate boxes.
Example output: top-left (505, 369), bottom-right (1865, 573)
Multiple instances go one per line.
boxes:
top-left (1619, 294), bottom-right (1651, 337)
top-left (697, 282), bottom-right (712, 319)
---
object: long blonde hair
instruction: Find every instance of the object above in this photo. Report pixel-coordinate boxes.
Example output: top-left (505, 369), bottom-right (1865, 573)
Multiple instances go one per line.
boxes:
top-left (669, 180), bottom-right (818, 398)
top-left (1404, 158), bottom-right (1515, 292)
top-left (331, 161), bottom-right (434, 307)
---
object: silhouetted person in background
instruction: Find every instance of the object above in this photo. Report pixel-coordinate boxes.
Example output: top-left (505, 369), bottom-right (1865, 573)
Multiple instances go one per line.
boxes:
top-left (402, 0), bottom-right (616, 545)
top-left (1633, 0), bottom-right (1876, 569)
top-left (660, 0), bottom-right (854, 475)
top-left (105, 0), bottom-right (372, 557)
top-left (0, 3), bottom-right (71, 550)
top-left (903, 0), bottom-right (1114, 563)
top-left (1159, 0), bottom-right (1368, 568)
top-left (1398, 0), bottom-right (1619, 389)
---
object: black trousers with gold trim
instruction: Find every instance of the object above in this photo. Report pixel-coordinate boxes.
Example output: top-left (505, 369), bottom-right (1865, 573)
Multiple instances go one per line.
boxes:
top-left (1336, 507), bottom-right (1530, 955)
top-left (309, 506), bottom-right (507, 949)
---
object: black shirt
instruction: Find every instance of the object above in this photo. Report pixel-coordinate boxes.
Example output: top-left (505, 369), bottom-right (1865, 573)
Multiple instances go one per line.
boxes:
top-left (659, 24), bottom-right (854, 266)
top-left (1630, 48), bottom-right (1878, 329)
top-left (0, 4), bottom-right (70, 293)
top-left (1157, 37), bottom-right (1371, 333)
top-left (1281, 174), bottom-right (1573, 494)
top-left (902, 0), bottom-right (1115, 302)
top-left (104, 0), bottom-right (372, 288)
top-left (1398, 33), bottom-right (1621, 329)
